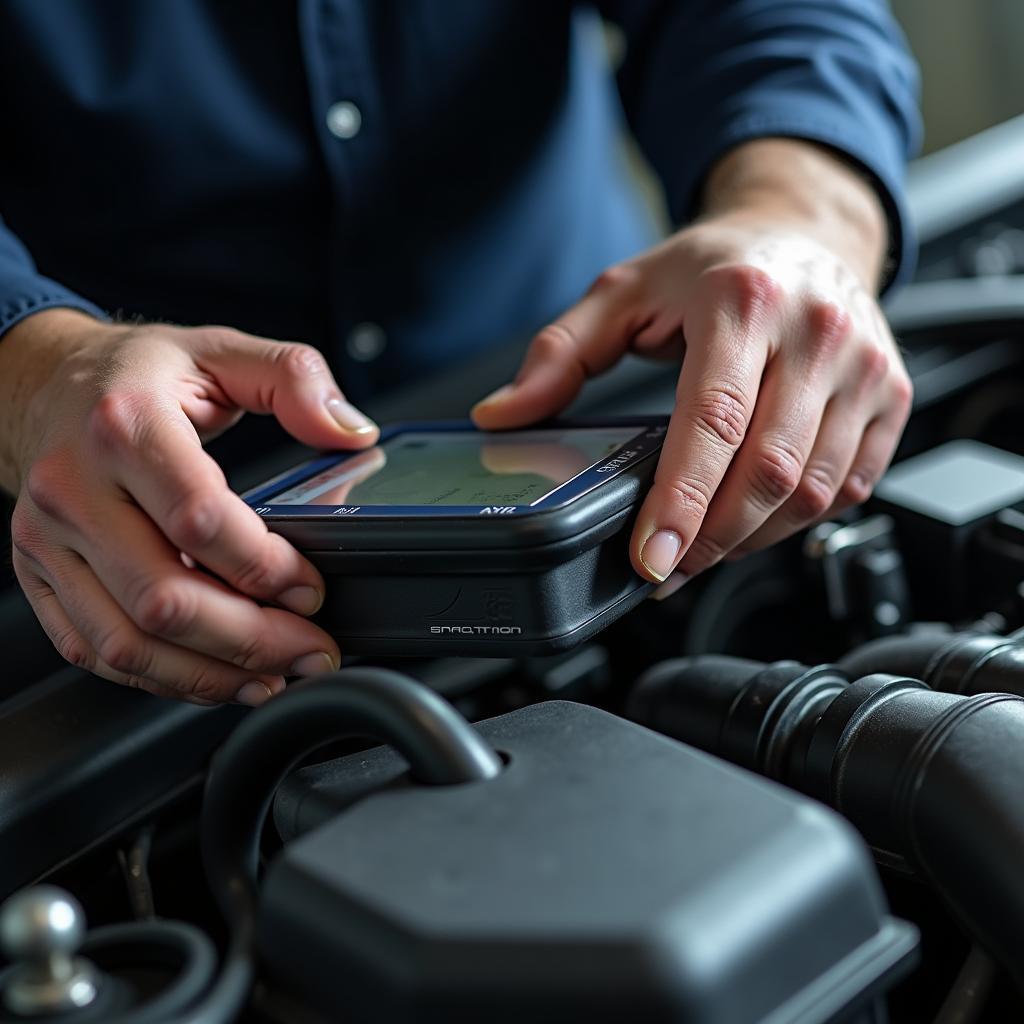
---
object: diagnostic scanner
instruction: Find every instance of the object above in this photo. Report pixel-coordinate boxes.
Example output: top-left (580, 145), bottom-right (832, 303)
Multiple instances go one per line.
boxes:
top-left (244, 418), bottom-right (668, 655)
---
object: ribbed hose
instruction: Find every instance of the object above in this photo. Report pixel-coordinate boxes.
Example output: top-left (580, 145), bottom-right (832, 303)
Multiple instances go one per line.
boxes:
top-left (838, 630), bottom-right (1024, 697)
top-left (629, 657), bottom-right (1024, 989)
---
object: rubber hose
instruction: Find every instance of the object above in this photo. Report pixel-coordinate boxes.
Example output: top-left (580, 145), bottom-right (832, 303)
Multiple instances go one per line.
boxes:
top-left (189, 667), bottom-right (502, 1024)
top-left (838, 630), bottom-right (1024, 697)
top-left (629, 657), bottom-right (1024, 988)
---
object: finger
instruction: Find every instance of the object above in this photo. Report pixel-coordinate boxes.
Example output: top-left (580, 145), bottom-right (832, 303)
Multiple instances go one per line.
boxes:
top-left (831, 401), bottom-right (910, 514)
top-left (631, 324), bottom-right (687, 363)
top-left (678, 359), bottom-right (832, 572)
top-left (194, 329), bottom-right (379, 449)
top-left (728, 395), bottom-right (866, 554)
top-left (91, 397), bottom-right (326, 614)
top-left (628, 281), bottom-right (775, 582)
top-left (472, 266), bottom-right (646, 429)
top-left (13, 549), bottom-right (282, 705)
top-left (68, 498), bottom-right (340, 676)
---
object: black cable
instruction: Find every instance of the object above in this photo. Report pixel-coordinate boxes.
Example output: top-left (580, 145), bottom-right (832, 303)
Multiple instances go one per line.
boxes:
top-left (182, 667), bottom-right (502, 1024)
top-left (73, 667), bottom-right (500, 1024)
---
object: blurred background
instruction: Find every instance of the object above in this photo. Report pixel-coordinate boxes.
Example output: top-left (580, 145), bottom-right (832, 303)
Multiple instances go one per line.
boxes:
top-left (892, 0), bottom-right (1024, 152)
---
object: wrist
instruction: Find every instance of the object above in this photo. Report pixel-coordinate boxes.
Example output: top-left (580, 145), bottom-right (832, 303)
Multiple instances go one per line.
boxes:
top-left (699, 138), bottom-right (888, 291)
top-left (0, 308), bottom-right (118, 493)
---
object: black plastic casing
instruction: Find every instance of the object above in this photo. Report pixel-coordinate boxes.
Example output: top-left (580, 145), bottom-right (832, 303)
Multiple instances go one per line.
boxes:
top-left (248, 420), bottom-right (667, 656)
top-left (266, 701), bottom-right (917, 1024)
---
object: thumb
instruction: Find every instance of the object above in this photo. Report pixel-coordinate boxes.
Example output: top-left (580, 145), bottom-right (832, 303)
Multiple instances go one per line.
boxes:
top-left (196, 329), bottom-right (379, 450)
top-left (471, 276), bottom-right (634, 430)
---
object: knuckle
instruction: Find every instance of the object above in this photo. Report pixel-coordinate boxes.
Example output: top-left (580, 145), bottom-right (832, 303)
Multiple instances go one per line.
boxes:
top-left (180, 667), bottom-right (227, 704)
top-left (703, 264), bottom-right (783, 322)
top-left (232, 551), bottom-right (278, 596)
top-left (792, 465), bottom-right (837, 521)
top-left (132, 579), bottom-right (193, 637)
top-left (890, 371), bottom-right (914, 414)
top-left (24, 454), bottom-right (74, 521)
top-left (53, 627), bottom-right (92, 671)
top-left (89, 392), bottom-right (146, 451)
top-left (804, 300), bottom-right (853, 357)
top-left (857, 343), bottom-right (890, 386)
top-left (531, 321), bottom-right (579, 360)
top-left (199, 325), bottom-right (244, 349)
top-left (232, 631), bottom-right (273, 673)
top-left (658, 476), bottom-right (713, 522)
top-left (97, 629), bottom-right (149, 676)
top-left (839, 472), bottom-right (874, 507)
top-left (527, 323), bottom-right (590, 384)
top-left (167, 492), bottom-right (222, 550)
top-left (687, 384), bottom-right (750, 450)
top-left (10, 547), bottom-right (35, 588)
top-left (589, 262), bottom-right (640, 294)
top-left (10, 503), bottom-right (43, 560)
top-left (748, 438), bottom-right (803, 507)
top-left (277, 342), bottom-right (328, 379)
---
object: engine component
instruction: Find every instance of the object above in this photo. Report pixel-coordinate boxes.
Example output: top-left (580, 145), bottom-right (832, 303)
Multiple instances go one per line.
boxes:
top-left (872, 440), bottom-right (1024, 617)
top-left (838, 627), bottom-right (1024, 695)
top-left (0, 886), bottom-right (216, 1024)
top-left (198, 667), bottom-right (501, 1024)
top-left (629, 657), bottom-right (1024, 989)
top-left (267, 696), bottom-right (916, 1023)
top-left (804, 514), bottom-right (912, 637)
top-left (0, 887), bottom-right (97, 1017)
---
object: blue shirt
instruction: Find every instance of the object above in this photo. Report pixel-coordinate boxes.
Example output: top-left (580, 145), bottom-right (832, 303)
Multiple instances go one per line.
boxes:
top-left (0, 1), bottom-right (920, 400)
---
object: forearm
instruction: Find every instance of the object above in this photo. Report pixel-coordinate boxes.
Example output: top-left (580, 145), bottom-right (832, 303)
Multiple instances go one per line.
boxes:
top-left (699, 138), bottom-right (889, 292)
top-left (0, 308), bottom-right (110, 494)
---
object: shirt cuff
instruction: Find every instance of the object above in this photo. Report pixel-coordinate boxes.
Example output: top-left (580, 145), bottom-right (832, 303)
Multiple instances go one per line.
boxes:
top-left (0, 273), bottom-right (109, 339)
top-left (674, 108), bottom-right (917, 296)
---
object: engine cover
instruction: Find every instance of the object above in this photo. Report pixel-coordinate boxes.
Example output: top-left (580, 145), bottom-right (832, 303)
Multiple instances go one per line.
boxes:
top-left (262, 701), bottom-right (916, 1023)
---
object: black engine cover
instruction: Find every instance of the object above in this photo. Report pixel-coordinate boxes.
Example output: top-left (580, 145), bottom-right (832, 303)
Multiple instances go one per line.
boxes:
top-left (263, 701), bottom-right (915, 1023)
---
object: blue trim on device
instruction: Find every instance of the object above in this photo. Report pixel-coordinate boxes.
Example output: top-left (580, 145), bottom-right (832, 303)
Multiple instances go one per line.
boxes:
top-left (243, 418), bottom-right (667, 519)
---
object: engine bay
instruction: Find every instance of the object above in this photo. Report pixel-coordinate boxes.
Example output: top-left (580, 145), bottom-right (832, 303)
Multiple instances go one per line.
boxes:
top-left (4, 120), bottom-right (1024, 1023)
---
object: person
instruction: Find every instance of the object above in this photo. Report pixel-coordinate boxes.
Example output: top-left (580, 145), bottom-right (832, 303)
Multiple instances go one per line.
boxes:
top-left (0, 2), bottom-right (920, 705)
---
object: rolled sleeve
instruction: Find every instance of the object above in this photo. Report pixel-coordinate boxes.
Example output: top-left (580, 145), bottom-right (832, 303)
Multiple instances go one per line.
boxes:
top-left (607, 0), bottom-right (923, 291)
top-left (0, 219), bottom-right (106, 338)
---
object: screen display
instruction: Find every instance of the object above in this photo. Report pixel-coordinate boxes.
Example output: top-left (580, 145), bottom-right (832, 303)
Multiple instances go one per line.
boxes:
top-left (269, 427), bottom-right (641, 507)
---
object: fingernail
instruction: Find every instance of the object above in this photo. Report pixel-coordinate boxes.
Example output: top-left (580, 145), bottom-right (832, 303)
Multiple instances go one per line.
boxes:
top-left (278, 585), bottom-right (323, 616)
top-left (234, 680), bottom-right (274, 707)
top-left (290, 651), bottom-right (338, 677)
top-left (639, 529), bottom-right (683, 582)
top-left (326, 397), bottom-right (377, 434)
top-left (650, 571), bottom-right (689, 602)
top-left (473, 383), bottom-right (516, 411)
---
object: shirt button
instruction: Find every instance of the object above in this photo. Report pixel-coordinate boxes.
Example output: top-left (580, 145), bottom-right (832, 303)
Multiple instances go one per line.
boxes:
top-left (326, 100), bottom-right (362, 140)
top-left (346, 322), bottom-right (387, 362)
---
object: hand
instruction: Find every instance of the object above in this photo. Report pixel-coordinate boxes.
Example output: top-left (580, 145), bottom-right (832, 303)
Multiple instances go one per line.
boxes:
top-left (473, 141), bottom-right (912, 591)
top-left (2, 310), bottom-right (379, 704)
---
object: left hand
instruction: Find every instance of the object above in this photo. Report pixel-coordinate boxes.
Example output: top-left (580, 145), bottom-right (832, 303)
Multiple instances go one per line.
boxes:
top-left (472, 142), bottom-right (912, 589)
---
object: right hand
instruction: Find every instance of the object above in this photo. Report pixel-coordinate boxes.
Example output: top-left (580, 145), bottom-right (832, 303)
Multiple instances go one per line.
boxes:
top-left (2, 310), bottom-right (379, 705)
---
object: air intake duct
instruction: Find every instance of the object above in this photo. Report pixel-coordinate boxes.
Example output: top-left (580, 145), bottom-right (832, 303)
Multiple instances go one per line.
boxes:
top-left (629, 657), bottom-right (1024, 988)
